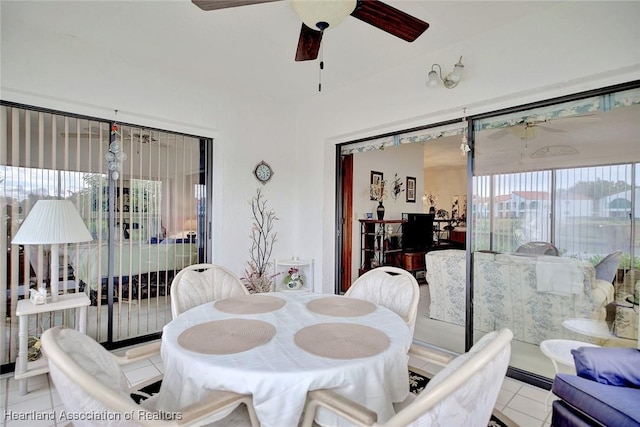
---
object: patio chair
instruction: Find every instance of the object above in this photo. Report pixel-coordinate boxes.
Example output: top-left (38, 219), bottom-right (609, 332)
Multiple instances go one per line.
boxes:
top-left (516, 241), bottom-right (559, 256)
top-left (594, 250), bottom-right (622, 283)
top-left (300, 328), bottom-right (513, 427)
top-left (346, 266), bottom-right (420, 334)
top-left (170, 263), bottom-right (249, 318)
top-left (41, 326), bottom-right (259, 427)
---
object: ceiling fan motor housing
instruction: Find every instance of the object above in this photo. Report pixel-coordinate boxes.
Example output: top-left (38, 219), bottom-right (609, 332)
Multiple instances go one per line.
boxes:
top-left (290, 0), bottom-right (357, 31)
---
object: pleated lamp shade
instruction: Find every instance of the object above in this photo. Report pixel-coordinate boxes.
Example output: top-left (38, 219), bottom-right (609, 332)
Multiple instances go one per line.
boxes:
top-left (12, 200), bottom-right (92, 302)
top-left (12, 200), bottom-right (92, 245)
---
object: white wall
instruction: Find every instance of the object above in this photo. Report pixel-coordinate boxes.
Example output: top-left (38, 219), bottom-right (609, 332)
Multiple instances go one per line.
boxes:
top-left (0, 9), bottom-right (312, 285)
top-left (2, 1), bottom-right (640, 295)
top-left (351, 143), bottom-right (424, 282)
top-left (424, 168), bottom-right (467, 217)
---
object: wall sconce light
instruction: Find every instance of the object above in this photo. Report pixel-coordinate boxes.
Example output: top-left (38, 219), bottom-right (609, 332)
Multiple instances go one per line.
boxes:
top-left (427, 56), bottom-right (464, 89)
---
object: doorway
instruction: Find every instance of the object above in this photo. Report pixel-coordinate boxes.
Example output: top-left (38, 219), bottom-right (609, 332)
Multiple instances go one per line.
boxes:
top-left (337, 125), bottom-right (468, 355)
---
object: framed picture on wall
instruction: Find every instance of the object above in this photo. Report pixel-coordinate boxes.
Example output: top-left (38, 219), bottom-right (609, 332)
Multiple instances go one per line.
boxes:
top-left (406, 176), bottom-right (416, 202)
top-left (370, 170), bottom-right (383, 200)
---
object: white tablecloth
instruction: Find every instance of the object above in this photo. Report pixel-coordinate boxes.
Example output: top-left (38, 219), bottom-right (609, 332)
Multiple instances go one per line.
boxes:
top-left (157, 292), bottom-right (412, 427)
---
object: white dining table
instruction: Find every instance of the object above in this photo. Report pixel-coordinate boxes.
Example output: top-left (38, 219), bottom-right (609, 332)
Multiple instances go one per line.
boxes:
top-left (156, 292), bottom-right (412, 427)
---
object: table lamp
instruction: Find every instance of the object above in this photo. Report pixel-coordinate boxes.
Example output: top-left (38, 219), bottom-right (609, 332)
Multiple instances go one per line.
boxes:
top-left (11, 200), bottom-right (93, 302)
top-left (184, 218), bottom-right (198, 232)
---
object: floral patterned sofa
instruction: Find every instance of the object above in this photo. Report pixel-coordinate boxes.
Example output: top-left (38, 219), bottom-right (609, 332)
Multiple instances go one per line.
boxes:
top-left (425, 249), bottom-right (467, 326)
top-left (425, 249), bottom-right (615, 344)
top-left (473, 251), bottom-right (614, 345)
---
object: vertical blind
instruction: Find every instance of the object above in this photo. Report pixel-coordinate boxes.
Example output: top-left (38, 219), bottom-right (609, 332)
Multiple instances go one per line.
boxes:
top-left (472, 87), bottom-right (640, 260)
top-left (1, 104), bottom-right (206, 365)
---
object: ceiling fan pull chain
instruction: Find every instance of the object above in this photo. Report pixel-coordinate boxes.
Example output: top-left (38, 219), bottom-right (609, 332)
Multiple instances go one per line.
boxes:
top-left (318, 43), bottom-right (324, 92)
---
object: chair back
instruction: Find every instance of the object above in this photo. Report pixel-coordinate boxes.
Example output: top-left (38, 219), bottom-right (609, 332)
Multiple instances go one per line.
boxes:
top-left (387, 328), bottom-right (513, 427)
top-left (516, 241), bottom-right (559, 256)
top-left (171, 263), bottom-right (249, 318)
top-left (346, 266), bottom-right (420, 333)
top-left (594, 250), bottom-right (622, 283)
top-left (41, 326), bottom-right (149, 427)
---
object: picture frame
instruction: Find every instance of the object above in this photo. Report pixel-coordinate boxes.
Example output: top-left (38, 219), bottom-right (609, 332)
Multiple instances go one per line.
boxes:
top-left (406, 176), bottom-right (416, 203)
top-left (370, 171), bottom-right (383, 200)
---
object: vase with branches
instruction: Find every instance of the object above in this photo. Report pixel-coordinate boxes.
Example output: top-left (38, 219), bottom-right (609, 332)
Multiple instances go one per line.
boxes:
top-left (242, 188), bottom-right (278, 293)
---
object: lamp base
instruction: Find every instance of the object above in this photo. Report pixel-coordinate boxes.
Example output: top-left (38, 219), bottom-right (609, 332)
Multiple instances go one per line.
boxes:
top-left (50, 244), bottom-right (60, 303)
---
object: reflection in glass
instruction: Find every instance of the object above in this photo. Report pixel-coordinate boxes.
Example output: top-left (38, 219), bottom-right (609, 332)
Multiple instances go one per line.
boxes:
top-left (472, 89), bottom-right (640, 379)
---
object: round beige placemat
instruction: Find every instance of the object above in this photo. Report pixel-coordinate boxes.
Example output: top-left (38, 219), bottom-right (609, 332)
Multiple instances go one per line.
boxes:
top-left (214, 294), bottom-right (286, 314)
top-left (306, 296), bottom-right (376, 317)
top-left (178, 319), bottom-right (276, 354)
top-left (294, 323), bottom-right (390, 359)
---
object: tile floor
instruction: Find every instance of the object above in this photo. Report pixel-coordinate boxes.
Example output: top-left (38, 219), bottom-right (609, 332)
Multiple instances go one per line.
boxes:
top-left (0, 340), bottom-right (556, 427)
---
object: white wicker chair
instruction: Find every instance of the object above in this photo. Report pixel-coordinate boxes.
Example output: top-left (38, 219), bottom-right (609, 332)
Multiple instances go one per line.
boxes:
top-left (301, 328), bottom-right (513, 427)
top-left (41, 326), bottom-right (259, 427)
top-left (594, 250), bottom-right (622, 284)
top-left (346, 266), bottom-right (420, 334)
top-left (170, 263), bottom-right (249, 318)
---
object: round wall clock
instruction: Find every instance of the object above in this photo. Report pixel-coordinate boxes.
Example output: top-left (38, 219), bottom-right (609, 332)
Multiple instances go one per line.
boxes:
top-left (253, 160), bottom-right (273, 184)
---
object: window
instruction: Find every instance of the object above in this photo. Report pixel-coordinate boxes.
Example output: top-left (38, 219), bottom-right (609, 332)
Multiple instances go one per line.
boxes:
top-left (471, 86), bottom-right (640, 380)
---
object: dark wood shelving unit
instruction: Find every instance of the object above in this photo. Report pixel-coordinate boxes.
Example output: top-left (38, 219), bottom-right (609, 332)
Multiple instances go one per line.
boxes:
top-left (358, 219), bottom-right (405, 276)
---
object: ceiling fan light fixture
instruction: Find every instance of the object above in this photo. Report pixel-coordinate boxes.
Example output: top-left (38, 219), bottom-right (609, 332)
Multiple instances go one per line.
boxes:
top-left (427, 56), bottom-right (464, 89)
top-left (290, 0), bottom-right (357, 31)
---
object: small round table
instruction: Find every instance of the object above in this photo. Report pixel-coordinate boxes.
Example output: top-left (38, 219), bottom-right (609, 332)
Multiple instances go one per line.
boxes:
top-left (540, 339), bottom-right (600, 409)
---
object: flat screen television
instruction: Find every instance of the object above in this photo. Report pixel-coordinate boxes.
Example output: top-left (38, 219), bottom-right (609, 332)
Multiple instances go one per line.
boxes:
top-left (402, 213), bottom-right (435, 251)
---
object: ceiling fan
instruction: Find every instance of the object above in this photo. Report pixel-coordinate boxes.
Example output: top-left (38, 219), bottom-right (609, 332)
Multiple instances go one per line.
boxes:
top-left (130, 131), bottom-right (158, 144)
top-left (191, 0), bottom-right (429, 61)
top-left (60, 128), bottom-right (158, 144)
top-left (488, 119), bottom-right (564, 141)
top-left (488, 115), bottom-right (600, 141)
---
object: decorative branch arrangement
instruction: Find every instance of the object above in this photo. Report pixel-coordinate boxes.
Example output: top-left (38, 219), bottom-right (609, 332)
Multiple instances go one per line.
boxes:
top-left (425, 191), bottom-right (439, 208)
top-left (391, 173), bottom-right (404, 201)
top-left (242, 188), bottom-right (278, 293)
top-left (436, 208), bottom-right (449, 219)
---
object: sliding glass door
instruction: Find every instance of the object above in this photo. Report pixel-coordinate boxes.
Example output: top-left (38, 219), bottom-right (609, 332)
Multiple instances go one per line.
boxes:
top-left (1, 104), bottom-right (210, 366)
top-left (471, 87), bottom-right (640, 379)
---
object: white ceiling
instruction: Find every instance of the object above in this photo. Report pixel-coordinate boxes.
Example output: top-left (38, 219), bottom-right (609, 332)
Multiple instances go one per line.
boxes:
top-left (10, 1), bottom-right (635, 171)
top-left (423, 103), bottom-right (640, 171)
top-left (4, 0), bottom-right (562, 102)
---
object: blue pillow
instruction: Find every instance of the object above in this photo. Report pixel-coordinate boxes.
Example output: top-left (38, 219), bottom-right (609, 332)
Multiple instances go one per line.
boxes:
top-left (572, 347), bottom-right (640, 388)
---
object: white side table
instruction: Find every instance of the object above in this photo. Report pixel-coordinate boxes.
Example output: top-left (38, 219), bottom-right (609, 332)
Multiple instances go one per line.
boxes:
top-left (15, 292), bottom-right (90, 395)
top-left (540, 339), bottom-right (600, 409)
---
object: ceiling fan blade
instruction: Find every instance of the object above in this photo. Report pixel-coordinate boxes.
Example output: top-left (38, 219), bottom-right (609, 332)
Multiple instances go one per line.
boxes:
top-left (295, 23), bottom-right (323, 62)
top-left (555, 114), bottom-right (601, 123)
top-left (537, 125), bottom-right (566, 134)
top-left (487, 128), bottom-right (513, 140)
top-left (192, 0), bottom-right (281, 11)
top-left (350, 0), bottom-right (429, 42)
top-left (59, 132), bottom-right (98, 138)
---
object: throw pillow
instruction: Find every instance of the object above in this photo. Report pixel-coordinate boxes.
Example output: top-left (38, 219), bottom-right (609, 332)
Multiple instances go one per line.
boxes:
top-left (572, 347), bottom-right (640, 388)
